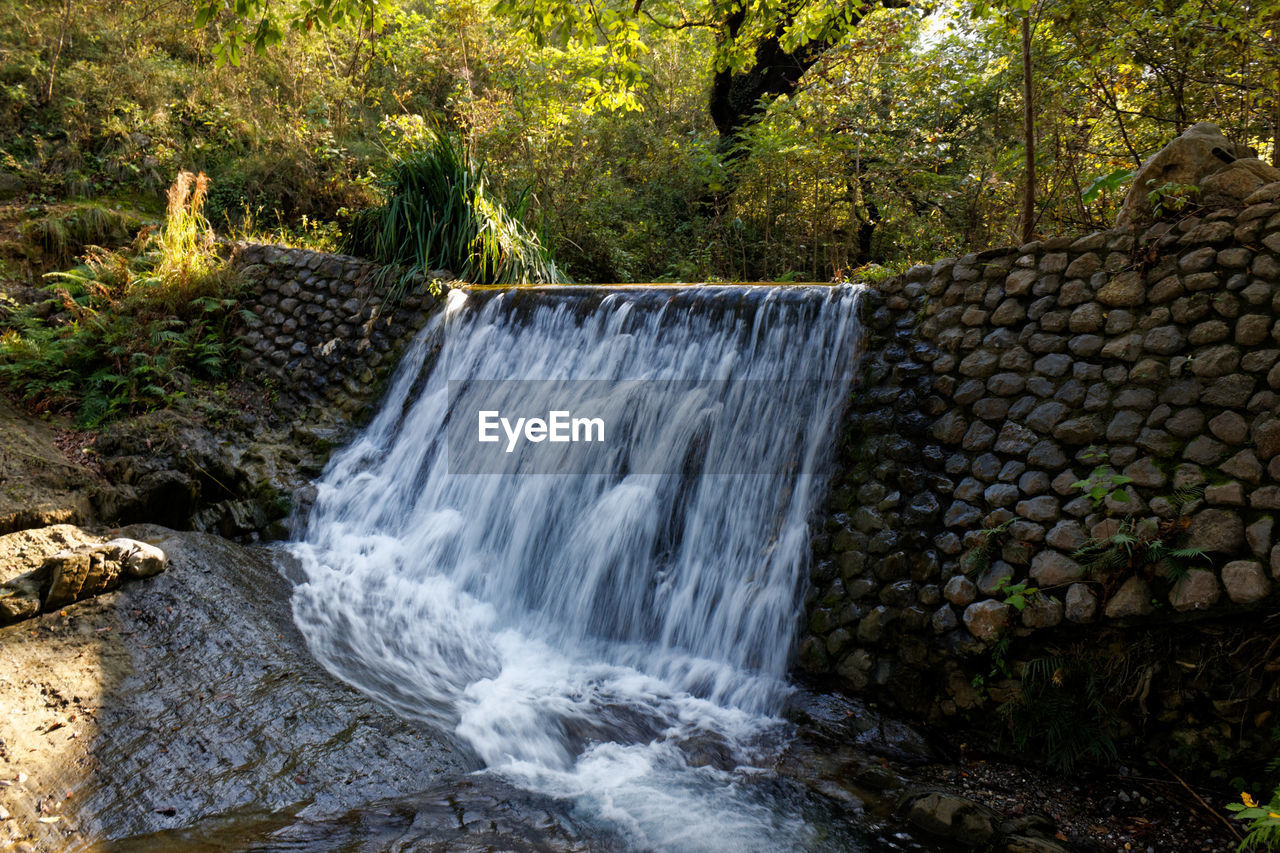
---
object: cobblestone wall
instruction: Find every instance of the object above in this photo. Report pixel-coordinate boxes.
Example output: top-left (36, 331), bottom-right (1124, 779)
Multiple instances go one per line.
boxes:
top-left (231, 243), bottom-right (443, 419)
top-left (800, 184), bottom-right (1280, 750)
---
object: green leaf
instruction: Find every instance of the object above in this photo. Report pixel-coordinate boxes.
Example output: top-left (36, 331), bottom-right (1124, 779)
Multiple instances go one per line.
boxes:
top-left (1082, 168), bottom-right (1135, 204)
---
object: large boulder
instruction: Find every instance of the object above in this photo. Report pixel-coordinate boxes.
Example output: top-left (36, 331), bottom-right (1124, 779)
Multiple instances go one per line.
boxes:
top-left (0, 528), bottom-right (168, 621)
top-left (1117, 123), bottom-right (1280, 227)
top-left (42, 538), bottom-right (167, 610)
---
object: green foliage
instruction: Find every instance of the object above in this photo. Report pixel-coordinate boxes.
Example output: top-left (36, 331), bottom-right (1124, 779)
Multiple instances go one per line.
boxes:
top-left (1073, 520), bottom-right (1138, 577)
top-left (6, 0), bottom-right (1280, 285)
top-left (1000, 655), bottom-right (1118, 773)
top-left (452, 0), bottom-right (874, 114)
top-left (194, 0), bottom-right (392, 68)
top-left (1071, 448), bottom-right (1133, 509)
top-left (0, 174), bottom-right (241, 427)
top-left (1226, 723), bottom-right (1280, 851)
top-left (992, 575), bottom-right (1039, 612)
top-left (343, 130), bottom-right (567, 286)
top-left (1228, 787), bottom-right (1280, 852)
top-left (21, 204), bottom-right (146, 267)
top-left (1081, 168), bottom-right (1135, 205)
top-left (972, 634), bottom-right (1016, 694)
top-left (0, 0), bottom-right (375, 234)
top-left (1146, 181), bottom-right (1201, 219)
top-left (963, 515), bottom-right (1017, 578)
top-left (1072, 486), bottom-right (1210, 583)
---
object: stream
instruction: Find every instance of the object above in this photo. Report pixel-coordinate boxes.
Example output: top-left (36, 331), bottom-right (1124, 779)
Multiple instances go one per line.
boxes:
top-left (286, 284), bottom-right (885, 851)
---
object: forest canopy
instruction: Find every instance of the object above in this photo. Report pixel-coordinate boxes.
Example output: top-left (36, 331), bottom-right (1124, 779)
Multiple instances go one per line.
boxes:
top-left (0, 0), bottom-right (1276, 282)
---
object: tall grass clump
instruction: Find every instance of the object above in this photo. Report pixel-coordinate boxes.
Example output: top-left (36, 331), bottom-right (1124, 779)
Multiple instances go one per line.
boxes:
top-left (0, 171), bottom-right (242, 427)
top-left (22, 203), bottom-right (141, 267)
top-left (344, 131), bottom-right (567, 288)
top-left (152, 171), bottom-right (219, 300)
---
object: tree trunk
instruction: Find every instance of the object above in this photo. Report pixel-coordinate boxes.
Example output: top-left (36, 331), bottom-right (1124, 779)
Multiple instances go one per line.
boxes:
top-left (709, 6), bottom-right (873, 158)
top-left (43, 0), bottom-right (72, 105)
top-left (857, 199), bottom-right (880, 264)
top-left (1020, 13), bottom-right (1036, 245)
top-left (1273, 65), bottom-right (1280, 164)
top-left (709, 29), bottom-right (816, 154)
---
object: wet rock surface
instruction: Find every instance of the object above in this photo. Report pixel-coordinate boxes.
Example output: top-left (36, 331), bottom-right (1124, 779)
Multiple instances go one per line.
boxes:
top-left (0, 525), bottom-right (473, 851)
top-left (87, 401), bottom-right (336, 541)
top-left (101, 778), bottom-right (629, 853)
top-left (0, 526), bottom-right (1064, 853)
top-left (780, 689), bottom-right (1232, 852)
top-left (3, 520), bottom-right (1227, 853)
top-left (903, 791), bottom-right (1000, 848)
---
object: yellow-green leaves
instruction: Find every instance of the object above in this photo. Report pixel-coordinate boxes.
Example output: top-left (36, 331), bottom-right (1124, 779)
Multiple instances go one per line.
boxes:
top-left (194, 0), bottom-right (390, 67)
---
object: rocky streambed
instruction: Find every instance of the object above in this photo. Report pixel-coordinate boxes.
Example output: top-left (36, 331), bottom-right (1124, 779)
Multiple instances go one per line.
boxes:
top-left (0, 525), bottom-right (480, 850)
top-left (0, 516), bottom-right (1235, 851)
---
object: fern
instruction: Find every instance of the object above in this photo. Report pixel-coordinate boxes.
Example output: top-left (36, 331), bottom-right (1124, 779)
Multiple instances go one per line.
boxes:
top-left (1073, 497), bottom-right (1210, 584)
top-left (0, 175), bottom-right (242, 424)
top-left (1169, 483), bottom-right (1207, 514)
top-left (963, 516), bottom-right (1017, 578)
top-left (1001, 655), bottom-right (1117, 773)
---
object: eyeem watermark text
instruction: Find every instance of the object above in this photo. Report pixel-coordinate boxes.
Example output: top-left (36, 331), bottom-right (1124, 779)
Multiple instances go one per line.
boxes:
top-left (446, 378), bottom-right (841, 475)
top-left (478, 410), bottom-right (605, 453)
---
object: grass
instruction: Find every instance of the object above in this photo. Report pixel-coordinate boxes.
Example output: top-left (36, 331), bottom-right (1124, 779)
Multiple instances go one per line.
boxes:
top-left (20, 203), bottom-right (148, 267)
top-left (343, 130), bottom-right (568, 289)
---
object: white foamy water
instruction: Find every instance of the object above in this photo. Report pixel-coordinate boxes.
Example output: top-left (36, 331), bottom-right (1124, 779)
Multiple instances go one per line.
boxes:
top-left (290, 284), bottom-right (865, 851)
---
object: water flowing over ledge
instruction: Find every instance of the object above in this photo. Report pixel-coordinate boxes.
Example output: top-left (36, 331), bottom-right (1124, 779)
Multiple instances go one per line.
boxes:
top-left (289, 284), bottom-right (866, 851)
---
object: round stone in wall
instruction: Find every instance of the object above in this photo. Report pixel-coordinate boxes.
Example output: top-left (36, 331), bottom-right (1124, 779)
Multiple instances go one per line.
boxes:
top-left (1221, 561), bottom-right (1272, 604)
top-left (943, 575), bottom-right (977, 606)
top-left (962, 599), bottom-right (1010, 643)
top-left (1064, 583), bottom-right (1097, 622)
top-left (1104, 577), bottom-right (1155, 619)
top-left (1168, 569), bottom-right (1221, 611)
top-left (1020, 596), bottom-right (1063, 629)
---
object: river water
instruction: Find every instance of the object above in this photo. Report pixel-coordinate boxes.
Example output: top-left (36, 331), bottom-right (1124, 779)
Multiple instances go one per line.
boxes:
top-left (289, 284), bottom-right (869, 851)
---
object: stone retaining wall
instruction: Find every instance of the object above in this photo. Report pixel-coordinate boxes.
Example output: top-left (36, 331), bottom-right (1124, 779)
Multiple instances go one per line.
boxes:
top-left (84, 244), bottom-right (446, 540)
top-left (800, 185), bottom-right (1280, 762)
top-left (230, 243), bottom-right (443, 420)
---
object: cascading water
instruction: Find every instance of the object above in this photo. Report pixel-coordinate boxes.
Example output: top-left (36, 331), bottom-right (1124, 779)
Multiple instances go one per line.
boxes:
top-left (290, 284), bottom-right (866, 851)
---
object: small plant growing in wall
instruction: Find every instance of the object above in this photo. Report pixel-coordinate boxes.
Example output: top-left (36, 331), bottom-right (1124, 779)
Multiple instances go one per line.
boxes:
top-left (992, 575), bottom-right (1040, 612)
top-left (970, 634), bottom-right (1015, 695)
top-left (963, 516), bottom-right (1017, 578)
top-left (1146, 180), bottom-right (1201, 219)
top-left (1071, 447), bottom-right (1133, 510)
top-left (1072, 485), bottom-right (1210, 591)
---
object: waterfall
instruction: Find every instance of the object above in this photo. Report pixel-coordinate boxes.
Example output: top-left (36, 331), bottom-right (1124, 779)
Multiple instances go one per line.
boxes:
top-left (290, 284), bottom-right (865, 851)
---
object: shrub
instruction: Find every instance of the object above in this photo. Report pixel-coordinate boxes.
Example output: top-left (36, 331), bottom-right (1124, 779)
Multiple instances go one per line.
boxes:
top-left (343, 130), bottom-right (567, 288)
